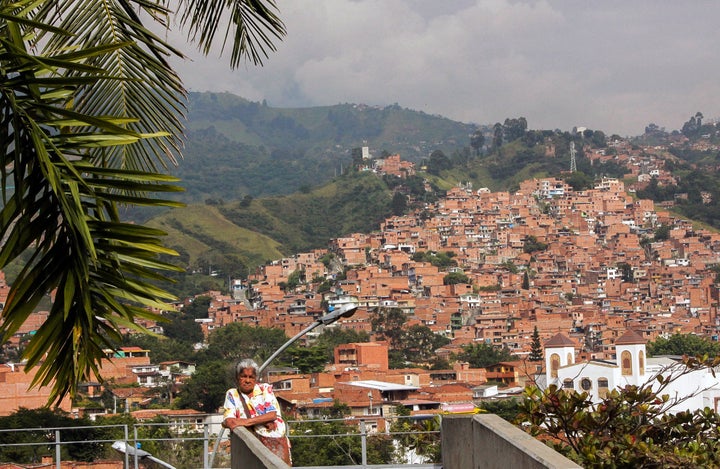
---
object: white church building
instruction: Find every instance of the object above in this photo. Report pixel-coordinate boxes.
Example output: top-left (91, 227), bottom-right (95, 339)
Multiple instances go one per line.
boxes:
top-left (541, 330), bottom-right (720, 413)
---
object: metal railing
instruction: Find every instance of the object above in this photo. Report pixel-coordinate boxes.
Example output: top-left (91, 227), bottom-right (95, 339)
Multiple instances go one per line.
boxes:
top-left (285, 416), bottom-right (441, 467)
top-left (0, 415), bottom-right (441, 468)
top-left (0, 422), bottom-right (216, 469)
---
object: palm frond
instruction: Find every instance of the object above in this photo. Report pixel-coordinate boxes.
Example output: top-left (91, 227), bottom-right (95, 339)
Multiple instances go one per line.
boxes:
top-left (1, 0), bottom-right (285, 405)
top-left (1, 4), bottom-right (183, 403)
top-left (177, 0), bottom-right (286, 67)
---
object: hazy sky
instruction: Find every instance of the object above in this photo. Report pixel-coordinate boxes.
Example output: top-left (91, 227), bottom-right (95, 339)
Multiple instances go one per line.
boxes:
top-left (169, 0), bottom-right (719, 136)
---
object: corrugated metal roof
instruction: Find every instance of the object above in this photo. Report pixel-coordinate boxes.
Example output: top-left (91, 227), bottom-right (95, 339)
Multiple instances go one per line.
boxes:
top-left (344, 380), bottom-right (419, 391)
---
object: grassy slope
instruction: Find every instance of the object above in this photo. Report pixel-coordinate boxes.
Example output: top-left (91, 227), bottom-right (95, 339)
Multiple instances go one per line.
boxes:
top-left (148, 205), bottom-right (284, 268)
top-left (147, 171), bottom-right (393, 269)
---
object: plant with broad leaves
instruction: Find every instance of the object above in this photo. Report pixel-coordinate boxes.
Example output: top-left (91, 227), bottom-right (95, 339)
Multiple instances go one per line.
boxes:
top-left (517, 358), bottom-right (720, 467)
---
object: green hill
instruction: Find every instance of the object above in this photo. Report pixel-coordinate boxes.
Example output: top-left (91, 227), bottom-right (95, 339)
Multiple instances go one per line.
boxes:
top-left (172, 92), bottom-right (479, 202)
top-left (149, 204), bottom-right (284, 272)
top-left (149, 171), bottom-right (394, 275)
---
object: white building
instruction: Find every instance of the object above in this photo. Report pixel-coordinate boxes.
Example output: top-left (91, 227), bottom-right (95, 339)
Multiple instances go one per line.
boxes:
top-left (542, 330), bottom-right (720, 413)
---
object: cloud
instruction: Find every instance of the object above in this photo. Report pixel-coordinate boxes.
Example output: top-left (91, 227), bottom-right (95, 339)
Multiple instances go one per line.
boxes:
top-left (170, 0), bottom-right (720, 136)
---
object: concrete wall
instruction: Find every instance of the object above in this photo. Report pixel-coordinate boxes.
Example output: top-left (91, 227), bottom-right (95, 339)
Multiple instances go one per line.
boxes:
top-left (441, 414), bottom-right (582, 469)
top-left (231, 427), bottom-right (290, 469)
top-left (231, 413), bottom-right (579, 469)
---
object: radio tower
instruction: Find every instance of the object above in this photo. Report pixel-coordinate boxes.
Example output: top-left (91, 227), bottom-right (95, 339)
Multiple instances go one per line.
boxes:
top-left (569, 141), bottom-right (577, 173)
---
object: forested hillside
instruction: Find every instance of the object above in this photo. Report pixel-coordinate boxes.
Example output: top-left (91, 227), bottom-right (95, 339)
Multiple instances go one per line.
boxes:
top-left (172, 92), bottom-right (479, 201)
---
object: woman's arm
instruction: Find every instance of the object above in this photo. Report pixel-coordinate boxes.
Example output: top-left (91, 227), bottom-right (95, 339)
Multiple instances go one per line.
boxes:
top-left (223, 411), bottom-right (278, 430)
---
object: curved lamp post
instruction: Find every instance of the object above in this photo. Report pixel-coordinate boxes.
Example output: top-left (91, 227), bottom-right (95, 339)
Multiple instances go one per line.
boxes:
top-left (258, 302), bottom-right (359, 375)
top-left (208, 302), bottom-right (359, 467)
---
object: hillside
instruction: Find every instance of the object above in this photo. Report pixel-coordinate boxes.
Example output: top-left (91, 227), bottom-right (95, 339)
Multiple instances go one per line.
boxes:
top-left (147, 100), bottom-right (720, 290)
top-left (148, 171), bottom-right (394, 278)
top-left (148, 204), bottom-right (283, 274)
top-left (172, 92), bottom-right (479, 201)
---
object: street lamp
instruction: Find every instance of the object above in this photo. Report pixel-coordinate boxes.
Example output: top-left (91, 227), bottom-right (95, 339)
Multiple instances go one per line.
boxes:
top-left (259, 302), bottom-right (359, 374)
top-left (112, 440), bottom-right (177, 469)
top-left (208, 302), bottom-right (359, 467)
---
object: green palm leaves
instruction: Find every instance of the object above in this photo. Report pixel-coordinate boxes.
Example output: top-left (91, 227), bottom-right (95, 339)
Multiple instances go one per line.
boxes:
top-left (0, 0), bottom-right (284, 404)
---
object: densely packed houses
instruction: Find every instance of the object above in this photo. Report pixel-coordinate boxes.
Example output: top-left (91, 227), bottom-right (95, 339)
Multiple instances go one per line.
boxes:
top-left (204, 174), bottom-right (720, 365)
top-left (3, 146), bottom-right (720, 417)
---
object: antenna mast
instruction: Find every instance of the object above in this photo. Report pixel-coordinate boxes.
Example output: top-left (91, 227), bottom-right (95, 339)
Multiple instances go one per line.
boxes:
top-left (570, 141), bottom-right (577, 173)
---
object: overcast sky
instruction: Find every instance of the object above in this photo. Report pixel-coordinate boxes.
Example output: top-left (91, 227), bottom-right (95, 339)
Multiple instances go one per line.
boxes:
top-left (169, 0), bottom-right (719, 137)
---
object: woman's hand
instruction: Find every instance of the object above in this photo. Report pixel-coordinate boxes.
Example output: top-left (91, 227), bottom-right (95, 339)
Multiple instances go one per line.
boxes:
top-left (224, 417), bottom-right (252, 430)
top-left (264, 420), bottom-right (278, 431)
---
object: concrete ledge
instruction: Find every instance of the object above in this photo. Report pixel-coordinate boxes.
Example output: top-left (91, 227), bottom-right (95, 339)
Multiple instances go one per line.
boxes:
top-left (442, 414), bottom-right (582, 469)
top-left (231, 427), bottom-right (290, 469)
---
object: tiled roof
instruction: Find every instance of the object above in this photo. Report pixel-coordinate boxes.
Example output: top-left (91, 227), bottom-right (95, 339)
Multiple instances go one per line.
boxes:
top-left (614, 329), bottom-right (646, 345)
top-left (544, 333), bottom-right (577, 348)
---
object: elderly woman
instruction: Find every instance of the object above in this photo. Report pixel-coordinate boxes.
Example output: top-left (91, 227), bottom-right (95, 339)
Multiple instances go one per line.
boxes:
top-left (222, 359), bottom-right (291, 465)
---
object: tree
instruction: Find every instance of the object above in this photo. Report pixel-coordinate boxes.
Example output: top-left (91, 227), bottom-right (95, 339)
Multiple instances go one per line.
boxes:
top-left (523, 235), bottom-right (547, 254)
top-left (492, 122), bottom-right (504, 149)
top-left (370, 308), bottom-right (407, 349)
top-left (121, 333), bottom-right (196, 364)
top-left (391, 191), bottom-right (408, 216)
top-left (503, 117), bottom-right (528, 142)
top-left (95, 413), bottom-right (196, 465)
top-left (0, 1), bottom-right (285, 405)
top-left (470, 130), bottom-right (485, 156)
top-left (443, 271), bottom-right (471, 285)
top-left (617, 262), bottom-right (634, 282)
top-left (528, 326), bottom-right (543, 361)
top-left (647, 333), bottom-right (720, 357)
top-left (285, 269), bottom-right (304, 291)
top-left (162, 296), bottom-right (211, 344)
top-left (456, 343), bottom-right (516, 368)
top-left (412, 251), bottom-right (457, 269)
top-left (682, 112), bottom-right (704, 137)
top-left (0, 408), bottom-right (101, 463)
top-left (563, 170), bottom-right (593, 191)
top-left (654, 223), bottom-right (671, 241)
top-left (290, 401), bottom-right (395, 466)
top-left (202, 322), bottom-right (289, 364)
top-left (427, 150), bottom-right (452, 175)
top-left (390, 414), bottom-right (442, 463)
top-left (479, 398), bottom-right (522, 423)
top-left (175, 360), bottom-right (234, 412)
top-left (400, 324), bottom-right (451, 365)
top-left (284, 345), bottom-right (328, 373)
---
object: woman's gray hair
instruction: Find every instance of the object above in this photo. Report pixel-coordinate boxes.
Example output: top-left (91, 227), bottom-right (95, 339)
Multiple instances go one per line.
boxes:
top-left (235, 358), bottom-right (260, 377)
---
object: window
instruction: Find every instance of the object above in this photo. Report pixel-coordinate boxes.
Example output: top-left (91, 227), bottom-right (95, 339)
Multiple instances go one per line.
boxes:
top-left (550, 353), bottom-right (560, 378)
top-left (621, 350), bottom-right (632, 376)
top-left (275, 381), bottom-right (292, 390)
top-left (580, 378), bottom-right (592, 391)
top-left (562, 378), bottom-right (574, 389)
top-left (598, 378), bottom-right (609, 398)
